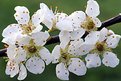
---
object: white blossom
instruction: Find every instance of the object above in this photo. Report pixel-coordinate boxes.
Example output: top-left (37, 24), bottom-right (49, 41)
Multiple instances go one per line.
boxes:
top-left (39, 3), bottom-right (75, 31)
top-left (85, 28), bottom-right (121, 68)
top-left (16, 31), bottom-right (52, 74)
top-left (2, 6), bottom-right (43, 44)
top-left (5, 45), bottom-right (27, 80)
top-left (52, 45), bottom-right (87, 80)
top-left (5, 31), bottom-right (51, 80)
top-left (59, 29), bottom-right (85, 49)
top-left (61, 0), bottom-right (101, 32)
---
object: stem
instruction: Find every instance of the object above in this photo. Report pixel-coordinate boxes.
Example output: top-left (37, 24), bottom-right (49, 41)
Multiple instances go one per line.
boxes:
top-left (0, 14), bottom-right (121, 57)
top-left (99, 14), bottom-right (121, 30)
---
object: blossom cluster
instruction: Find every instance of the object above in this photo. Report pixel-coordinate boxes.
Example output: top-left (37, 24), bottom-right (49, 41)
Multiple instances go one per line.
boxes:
top-left (2, 0), bottom-right (121, 80)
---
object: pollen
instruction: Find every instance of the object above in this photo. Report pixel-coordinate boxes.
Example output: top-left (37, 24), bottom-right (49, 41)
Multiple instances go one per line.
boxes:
top-left (96, 42), bottom-right (105, 52)
top-left (28, 45), bottom-right (37, 53)
top-left (81, 16), bottom-right (95, 31)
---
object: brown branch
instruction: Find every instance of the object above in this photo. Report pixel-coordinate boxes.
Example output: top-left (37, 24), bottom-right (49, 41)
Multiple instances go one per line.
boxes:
top-left (1, 14), bottom-right (121, 57)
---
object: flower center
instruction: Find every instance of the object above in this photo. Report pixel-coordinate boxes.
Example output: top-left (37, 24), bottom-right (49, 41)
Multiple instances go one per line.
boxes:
top-left (96, 43), bottom-right (104, 52)
top-left (59, 48), bottom-right (71, 64)
top-left (21, 21), bottom-right (35, 34)
top-left (60, 53), bottom-right (70, 63)
top-left (28, 45), bottom-right (37, 53)
top-left (81, 16), bottom-right (95, 31)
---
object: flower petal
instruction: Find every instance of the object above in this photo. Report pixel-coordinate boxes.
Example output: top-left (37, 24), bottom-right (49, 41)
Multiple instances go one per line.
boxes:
top-left (56, 11), bottom-right (86, 31)
top-left (68, 39), bottom-right (84, 56)
top-left (56, 19), bottom-right (74, 31)
top-left (18, 64), bottom-right (27, 80)
top-left (55, 13), bottom-right (68, 22)
top-left (31, 31), bottom-right (50, 46)
top-left (5, 60), bottom-right (19, 78)
top-left (52, 45), bottom-right (61, 63)
top-left (2, 24), bottom-right (22, 38)
top-left (102, 52), bottom-right (119, 68)
top-left (68, 11), bottom-right (86, 30)
top-left (2, 37), bottom-right (15, 45)
top-left (85, 31), bottom-right (100, 44)
top-left (39, 47), bottom-right (52, 65)
top-left (40, 3), bottom-right (55, 29)
top-left (98, 28), bottom-right (108, 42)
top-left (106, 34), bottom-right (121, 48)
top-left (14, 6), bottom-right (30, 25)
top-left (68, 58), bottom-right (87, 76)
top-left (32, 9), bottom-right (44, 26)
top-left (85, 53), bottom-right (101, 68)
top-left (78, 43), bottom-right (95, 55)
top-left (16, 47), bottom-right (26, 62)
top-left (26, 57), bottom-right (45, 74)
top-left (56, 63), bottom-right (69, 80)
top-left (2, 24), bottom-right (23, 44)
top-left (59, 31), bottom-right (70, 49)
top-left (69, 39), bottom-right (94, 56)
top-left (85, 0), bottom-right (100, 17)
top-left (69, 28), bottom-right (85, 40)
top-left (32, 25), bottom-right (43, 33)
top-left (17, 35), bottom-right (31, 46)
top-left (7, 45), bottom-right (17, 59)
top-left (92, 18), bottom-right (101, 27)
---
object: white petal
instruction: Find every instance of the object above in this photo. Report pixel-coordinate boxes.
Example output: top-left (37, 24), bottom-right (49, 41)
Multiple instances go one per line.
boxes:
top-left (26, 57), bottom-right (45, 74)
top-left (77, 43), bottom-right (95, 55)
top-left (109, 30), bottom-right (115, 35)
top-left (69, 28), bottom-right (85, 40)
top-left (18, 64), bottom-right (27, 80)
top-left (98, 28), bottom-right (108, 42)
top-left (92, 18), bottom-right (101, 27)
top-left (68, 39), bottom-right (84, 56)
top-left (2, 37), bottom-right (15, 45)
top-left (32, 25), bottom-right (43, 33)
top-left (5, 60), bottom-right (19, 78)
top-left (102, 52), bottom-right (119, 68)
top-left (55, 13), bottom-right (68, 22)
top-left (56, 19), bottom-right (74, 31)
top-left (68, 11), bottom-right (86, 30)
top-left (85, 53), bottom-right (101, 68)
top-left (106, 34), bottom-right (121, 48)
top-left (32, 9), bottom-right (44, 26)
top-left (2, 24), bottom-right (22, 38)
top-left (7, 45), bottom-right (26, 62)
top-left (59, 31), bottom-right (70, 49)
top-left (40, 3), bottom-right (50, 12)
top-left (16, 47), bottom-right (26, 62)
top-left (14, 6), bottom-right (30, 25)
top-left (52, 45), bottom-right (61, 63)
top-left (7, 45), bottom-right (17, 59)
top-left (56, 63), bottom-right (69, 80)
top-left (86, 0), bottom-right (100, 17)
top-left (85, 31), bottom-right (100, 44)
top-left (39, 47), bottom-right (52, 65)
top-left (40, 3), bottom-right (55, 29)
top-left (17, 36), bottom-right (31, 46)
top-left (31, 31), bottom-right (50, 46)
top-left (68, 58), bottom-right (87, 76)
top-left (56, 11), bottom-right (85, 31)
top-left (68, 11), bottom-right (86, 23)
top-left (2, 24), bottom-right (23, 44)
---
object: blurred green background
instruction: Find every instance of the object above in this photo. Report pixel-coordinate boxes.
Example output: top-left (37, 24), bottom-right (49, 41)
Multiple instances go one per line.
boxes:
top-left (0, 0), bottom-right (121, 81)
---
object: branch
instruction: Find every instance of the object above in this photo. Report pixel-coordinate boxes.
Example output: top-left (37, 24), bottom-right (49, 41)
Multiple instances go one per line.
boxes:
top-left (0, 14), bottom-right (121, 57)
top-left (99, 14), bottom-right (121, 30)
top-left (0, 48), bottom-right (7, 57)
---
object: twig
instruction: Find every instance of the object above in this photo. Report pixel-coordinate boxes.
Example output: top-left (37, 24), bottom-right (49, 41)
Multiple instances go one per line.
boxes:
top-left (0, 14), bottom-right (121, 57)
top-left (99, 14), bottom-right (121, 30)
